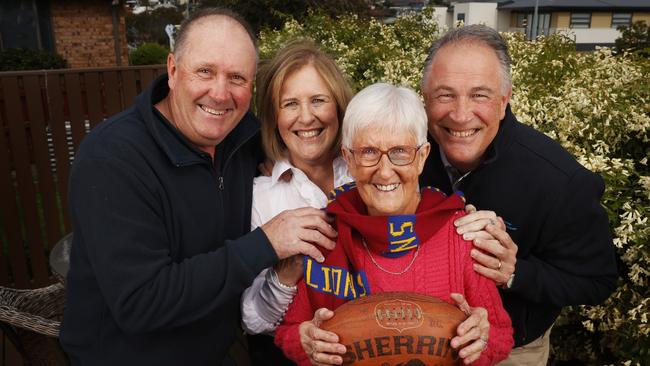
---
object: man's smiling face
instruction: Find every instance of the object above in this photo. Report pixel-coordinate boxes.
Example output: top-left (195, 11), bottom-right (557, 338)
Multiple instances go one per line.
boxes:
top-left (423, 42), bottom-right (511, 173)
top-left (166, 16), bottom-right (256, 155)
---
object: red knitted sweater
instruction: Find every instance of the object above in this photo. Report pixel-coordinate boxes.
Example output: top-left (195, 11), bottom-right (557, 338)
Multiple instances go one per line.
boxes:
top-left (275, 188), bottom-right (513, 365)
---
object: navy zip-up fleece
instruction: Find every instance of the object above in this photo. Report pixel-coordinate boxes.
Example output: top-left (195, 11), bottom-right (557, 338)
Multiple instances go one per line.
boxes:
top-left (60, 75), bottom-right (277, 365)
top-left (420, 105), bottom-right (618, 347)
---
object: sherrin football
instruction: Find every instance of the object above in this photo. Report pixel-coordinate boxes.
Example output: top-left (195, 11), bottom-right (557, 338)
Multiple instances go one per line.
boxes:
top-left (320, 292), bottom-right (467, 366)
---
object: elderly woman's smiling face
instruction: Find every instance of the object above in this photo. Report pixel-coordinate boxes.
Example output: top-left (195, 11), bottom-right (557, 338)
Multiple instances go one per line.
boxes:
top-left (344, 126), bottom-right (430, 216)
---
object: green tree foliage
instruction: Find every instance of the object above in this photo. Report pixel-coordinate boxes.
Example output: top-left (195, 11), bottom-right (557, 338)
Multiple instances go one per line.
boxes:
top-left (260, 11), bottom-right (650, 365)
top-left (198, 0), bottom-right (370, 32)
top-left (615, 20), bottom-right (650, 58)
top-left (129, 42), bottom-right (169, 65)
top-left (260, 8), bottom-right (438, 91)
top-left (0, 48), bottom-right (68, 71)
top-left (126, 6), bottom-right (185, 47)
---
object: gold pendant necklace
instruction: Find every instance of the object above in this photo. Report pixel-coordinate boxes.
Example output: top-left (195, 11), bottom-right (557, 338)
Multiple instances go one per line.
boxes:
top-left (361, 238), bottom-right (420, 275)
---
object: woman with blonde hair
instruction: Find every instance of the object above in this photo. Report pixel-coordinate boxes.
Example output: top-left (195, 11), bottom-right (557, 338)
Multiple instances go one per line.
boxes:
top-left (241, 39), bottom-right (354, 364)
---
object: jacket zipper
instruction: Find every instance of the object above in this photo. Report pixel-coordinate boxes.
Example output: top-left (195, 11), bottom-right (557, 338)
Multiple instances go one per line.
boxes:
top-left (217, 128), bottom-right (258, 191)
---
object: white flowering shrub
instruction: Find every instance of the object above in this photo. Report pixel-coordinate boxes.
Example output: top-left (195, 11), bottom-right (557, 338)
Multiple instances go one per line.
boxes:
top-left (259, 9), bottom-right (438, 90)
top-left (506, 31), bottom-right (650, 364)
top-left (259, 12), bottom-right (650, 364)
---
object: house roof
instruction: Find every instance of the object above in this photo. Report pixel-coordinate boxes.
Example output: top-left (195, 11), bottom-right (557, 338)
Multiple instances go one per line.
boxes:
top-left (497, 0), bottom-right (650, 11)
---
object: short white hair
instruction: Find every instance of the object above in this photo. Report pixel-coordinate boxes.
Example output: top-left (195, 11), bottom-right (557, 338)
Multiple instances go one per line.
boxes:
top-left (342, 83), bottom-right (427, 149)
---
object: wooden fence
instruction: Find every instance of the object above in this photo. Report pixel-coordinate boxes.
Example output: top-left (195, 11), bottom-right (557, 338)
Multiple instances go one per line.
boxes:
top-left (0, 65), bottom-right (166, 290)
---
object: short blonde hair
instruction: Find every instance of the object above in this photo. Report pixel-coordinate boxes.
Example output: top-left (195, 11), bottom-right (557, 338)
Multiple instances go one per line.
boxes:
top-left (256, 39), bottom-right (353, 161)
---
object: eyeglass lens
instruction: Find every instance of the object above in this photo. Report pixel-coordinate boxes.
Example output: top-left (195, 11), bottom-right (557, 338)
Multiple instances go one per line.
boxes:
top-left (354, 146), bottom-right (418, 167)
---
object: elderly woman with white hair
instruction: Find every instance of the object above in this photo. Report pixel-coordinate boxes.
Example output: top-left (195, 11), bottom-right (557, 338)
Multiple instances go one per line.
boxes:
top-left (275, 83), bottom-right (514, 366)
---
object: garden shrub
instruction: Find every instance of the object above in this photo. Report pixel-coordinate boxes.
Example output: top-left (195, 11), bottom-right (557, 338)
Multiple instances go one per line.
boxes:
top-left (129, 42), bottom-right (169, 66)
top-left (260, 10), bottom-right (650, 365)
top-left (0, 48), bottom-right (68, 71)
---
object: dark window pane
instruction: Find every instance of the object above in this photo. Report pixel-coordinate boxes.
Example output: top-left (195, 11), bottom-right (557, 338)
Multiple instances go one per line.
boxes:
top-left (1, 0), bottom-right (39, 49)
top-left (611, 13), bottom-right (632, 28)
top-left (0, 0), bottom-right (53, 51)
top-left (570, 12), bottom-right (591, 28)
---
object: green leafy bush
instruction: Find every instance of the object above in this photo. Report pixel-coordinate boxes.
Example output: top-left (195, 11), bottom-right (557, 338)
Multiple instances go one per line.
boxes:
top-left (129, 42), bottom-right (169, 65)
top-left (260, 11), bottom-right (650, 365)
top-left (615, 20), bottom-right (650, 57)
top-left (260, 8), bottom-right (438, 91)
top-left (0, 48), bottom-right (68, 71)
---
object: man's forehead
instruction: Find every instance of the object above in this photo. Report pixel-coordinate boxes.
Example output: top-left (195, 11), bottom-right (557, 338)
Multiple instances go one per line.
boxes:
top-left (180, 17), bottom-right (256, 70)
top-left (185, 15), bottom-right (254, 50)
top-left (436, 41), bottom-right (498, 64)
top-left (427, 43), bottom-right (501, 82)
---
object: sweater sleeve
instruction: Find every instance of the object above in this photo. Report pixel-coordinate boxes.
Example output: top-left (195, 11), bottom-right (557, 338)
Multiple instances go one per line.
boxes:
top-left (275, 281), bottom-right (315, 366)
top-left (241, 268), bottom-right (297, 335)
top-left (460, 236), bottom-right (514, 365)
top-left (69, 156), bottom-right (278, 334)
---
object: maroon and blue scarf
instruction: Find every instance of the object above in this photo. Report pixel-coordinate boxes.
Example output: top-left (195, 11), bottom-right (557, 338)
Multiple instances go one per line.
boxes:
top-left (302, 183), bottom-right (465, 311)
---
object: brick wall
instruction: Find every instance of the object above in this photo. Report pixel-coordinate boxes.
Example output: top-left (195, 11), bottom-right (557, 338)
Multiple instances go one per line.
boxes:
top-left (51, 0), bottom-right (128, 68)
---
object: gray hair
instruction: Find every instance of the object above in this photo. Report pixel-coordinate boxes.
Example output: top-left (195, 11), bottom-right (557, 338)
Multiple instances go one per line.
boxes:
top-left (421, 24), bottom-right (512, 94)
top-left (342, 83), bottom-right (428, 149)
top-left (173, 8), bottom-right (258, 63)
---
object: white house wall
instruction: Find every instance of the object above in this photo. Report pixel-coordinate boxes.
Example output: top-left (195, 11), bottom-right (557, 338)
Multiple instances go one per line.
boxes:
top-left (469, 3), bottom-right (498, 28)
top-left (497, 10), bottom-right (511, 32)
top-left (554, 28), bottom-right (620, 45)
top-left (453, 2), bottom-right (498, 28)
top-left (432, 6), bottom-right (450, 30)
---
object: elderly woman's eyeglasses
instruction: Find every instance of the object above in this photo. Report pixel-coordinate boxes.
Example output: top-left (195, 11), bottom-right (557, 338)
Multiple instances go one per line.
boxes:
top-left (347, 145), bottom-right (423, 167)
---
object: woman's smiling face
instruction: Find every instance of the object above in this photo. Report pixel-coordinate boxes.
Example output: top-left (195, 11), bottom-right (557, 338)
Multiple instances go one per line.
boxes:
top-left (344, 126), bottom-right (430, 216)
top-left (277, 64), bottom-right (339, 167)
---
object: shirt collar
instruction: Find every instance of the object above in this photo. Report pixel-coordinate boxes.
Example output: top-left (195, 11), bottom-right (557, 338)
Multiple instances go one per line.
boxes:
top-left (270, 155), bottom-right (351, 187)
top-left (438, 147), bottom-right (469, 190)
top-left (270, 159), bottom-right (294, 184)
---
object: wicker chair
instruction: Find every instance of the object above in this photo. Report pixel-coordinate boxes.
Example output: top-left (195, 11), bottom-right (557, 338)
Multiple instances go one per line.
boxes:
top-left (0, 282), bottom-right (69, 365)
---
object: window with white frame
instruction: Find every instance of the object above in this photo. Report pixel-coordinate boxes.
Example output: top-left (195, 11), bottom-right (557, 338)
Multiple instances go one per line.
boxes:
top-left (570, 13), bottom-right (591, 28)
top-left (611, 13), bottom-right (632, 28)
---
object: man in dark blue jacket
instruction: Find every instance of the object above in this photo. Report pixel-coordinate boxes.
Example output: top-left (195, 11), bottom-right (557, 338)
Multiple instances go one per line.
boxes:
top-left (420, 25), bottom-right (618, 365)
top-left (60, 8), bottom-right (335, 365)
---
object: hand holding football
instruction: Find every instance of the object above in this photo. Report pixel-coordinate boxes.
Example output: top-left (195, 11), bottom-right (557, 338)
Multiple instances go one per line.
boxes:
top-left (320, 292), bottom-right (467, 366)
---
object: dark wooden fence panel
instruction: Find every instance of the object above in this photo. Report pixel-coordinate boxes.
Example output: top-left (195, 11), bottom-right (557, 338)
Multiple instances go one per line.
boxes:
top-left (0, 65), bottom-right (166, 289)
top-left (63, 73), bottom-right (86, 150)
top-left (84, 73), bottom-right (104, 130)
top-left (23, 76), bottom-right (61, 253)
top-left (45, 74), bottom-right (72, 236)
top-left (0, 78), bottom-right (32, 289)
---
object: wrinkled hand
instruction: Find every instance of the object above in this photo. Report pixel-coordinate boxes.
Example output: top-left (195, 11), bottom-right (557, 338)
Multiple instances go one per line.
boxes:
top-left (262, 207), bottom-right (337, 263)
top-left (299, 308), bottom-right (346, 366)
top-left (274, 254), bottom-right (303, 286)
top-left (450, 293), bottom-right (490, 364)
top-left (455, 205), bottom-right (518, 287)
